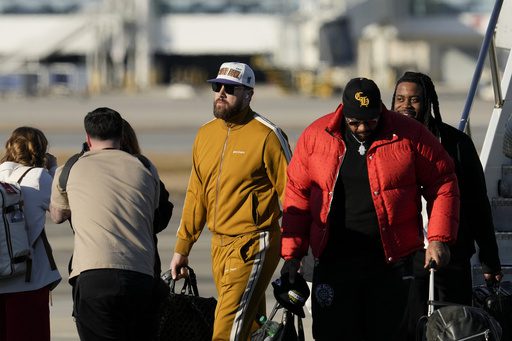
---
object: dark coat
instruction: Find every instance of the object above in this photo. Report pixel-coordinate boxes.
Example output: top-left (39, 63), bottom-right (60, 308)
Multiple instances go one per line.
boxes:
top-left (438, 123), bottom-right (501, 273)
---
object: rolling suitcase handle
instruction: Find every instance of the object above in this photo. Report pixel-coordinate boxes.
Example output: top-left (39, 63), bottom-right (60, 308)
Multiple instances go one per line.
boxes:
top-left (427, 260), bottom-right (437, 317)
top-left (417, 260), bottom-right (438, 341)
top-left (425, 260), bottom-right (457, 312)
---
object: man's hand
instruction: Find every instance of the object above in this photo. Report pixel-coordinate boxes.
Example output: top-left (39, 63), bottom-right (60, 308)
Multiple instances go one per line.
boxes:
top-left (170, 252), bottom-right (189, 280)
top-left (424, 241), bottom-right (450, 268)
top-left (49, 204), bottom-right (71, 224)
top-left (280, 258), bottom-right (300, 284)
top-left (484, 272), bottom-right (503, 283)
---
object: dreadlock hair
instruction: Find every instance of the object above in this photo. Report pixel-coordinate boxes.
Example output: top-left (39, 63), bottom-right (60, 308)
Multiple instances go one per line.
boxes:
top-left (392, 71), bottom-right (443, 138)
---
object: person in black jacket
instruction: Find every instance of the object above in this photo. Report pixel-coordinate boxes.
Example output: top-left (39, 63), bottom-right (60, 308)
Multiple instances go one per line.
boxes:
top-left (392, 71), bottom-right (502, 339)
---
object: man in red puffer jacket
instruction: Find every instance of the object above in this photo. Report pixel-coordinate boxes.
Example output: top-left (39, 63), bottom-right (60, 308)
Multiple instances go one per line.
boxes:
top-left (279, 77), bottom-right (460, 341)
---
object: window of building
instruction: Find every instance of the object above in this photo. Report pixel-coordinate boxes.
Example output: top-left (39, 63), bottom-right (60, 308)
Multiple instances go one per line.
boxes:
top-left (154, 0), bottom-right (295, 14)
top-left (0, 0), bottom-right (102, 14)
top-left (410, 0), bottom-right (494, 16)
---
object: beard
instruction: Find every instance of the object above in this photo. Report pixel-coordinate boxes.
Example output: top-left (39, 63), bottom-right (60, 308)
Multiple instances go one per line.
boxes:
top-left (213, 97), bottom-right (244, 121)
top-left (354, 132), bottom-right (370, 141)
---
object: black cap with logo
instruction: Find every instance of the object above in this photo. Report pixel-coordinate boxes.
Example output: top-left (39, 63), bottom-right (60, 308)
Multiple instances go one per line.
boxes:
top-left (342, 77), bottom-right (382, 120)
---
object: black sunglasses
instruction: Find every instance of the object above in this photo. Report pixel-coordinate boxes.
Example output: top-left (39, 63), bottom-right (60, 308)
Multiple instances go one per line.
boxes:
top-left (345, 117), bottom-right (379, 127)
top-left (211, 83), bottom-right (244, 95)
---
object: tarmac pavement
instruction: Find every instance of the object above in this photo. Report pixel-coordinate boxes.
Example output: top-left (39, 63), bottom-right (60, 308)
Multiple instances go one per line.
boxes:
top-left (0, 85), bottom-right (494, 340)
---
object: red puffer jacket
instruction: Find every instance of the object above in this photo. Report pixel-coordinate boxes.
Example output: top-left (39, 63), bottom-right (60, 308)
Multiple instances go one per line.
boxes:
top-left (281, 103), bottom-right (459, 263)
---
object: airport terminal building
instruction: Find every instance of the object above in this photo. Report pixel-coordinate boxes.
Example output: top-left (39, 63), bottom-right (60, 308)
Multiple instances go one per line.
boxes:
top-left (0, 0), bottom-right (495, 96)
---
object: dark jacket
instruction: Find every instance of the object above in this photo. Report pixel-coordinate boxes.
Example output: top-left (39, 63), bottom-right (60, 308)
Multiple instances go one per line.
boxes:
top-left (439, 123), bottom-right (501, 273)
top-left (153, 180), bottom-right (173, 276)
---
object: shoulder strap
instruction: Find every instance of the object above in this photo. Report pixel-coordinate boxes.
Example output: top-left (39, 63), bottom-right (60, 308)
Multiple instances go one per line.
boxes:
top-left (56, 153), bottom-right (82, 277)
top-left (40, 230), bottom-right (57, 271)
top-left (19, 166), bottom-right (58, 273)
top-left (297, 315), bottom-right (305, 341)
top-left (12, 166), bottom-right (51, 283)
top-left (57, 153), bottom-right (84, 236)
top-left (59, 150), bottom-right (146, 191)
top-left (16, 166), bottom-right (36, 184)
top-left (58, 153), bottom-right (82, 192)
top-left (134, 154), bottom-right (151, 170)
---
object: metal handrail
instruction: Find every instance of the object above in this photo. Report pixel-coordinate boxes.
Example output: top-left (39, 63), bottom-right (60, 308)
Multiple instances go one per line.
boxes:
top-left (489, 38), bottom-right (504, 108)
top-left (458, 0), bottom-right (504, 132)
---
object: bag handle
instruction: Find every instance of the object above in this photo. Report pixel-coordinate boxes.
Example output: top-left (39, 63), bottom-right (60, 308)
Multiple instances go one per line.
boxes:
top-left (282, 310), bottom-right (305, 341)
top-left (165, 266), bottom-right (200, 297)
top-left (264, 302), bottom-right (306, 341)
top-left (297, 313), bottom-right (305, 341)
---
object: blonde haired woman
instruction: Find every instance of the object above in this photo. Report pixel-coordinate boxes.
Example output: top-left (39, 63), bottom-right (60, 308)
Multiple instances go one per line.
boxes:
top-left (0, 127), bottom-right (61, 341)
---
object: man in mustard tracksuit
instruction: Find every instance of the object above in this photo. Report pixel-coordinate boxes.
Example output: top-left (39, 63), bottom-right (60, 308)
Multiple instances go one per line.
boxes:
top-left (170, 62), bottom-right (291, 341)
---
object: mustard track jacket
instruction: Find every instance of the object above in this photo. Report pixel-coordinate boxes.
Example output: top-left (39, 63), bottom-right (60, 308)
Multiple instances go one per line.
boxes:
top-left (175, 109), bottom-right (292, 256)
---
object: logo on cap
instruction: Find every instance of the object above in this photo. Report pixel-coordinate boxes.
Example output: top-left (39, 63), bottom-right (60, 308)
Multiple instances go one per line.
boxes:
top-left (342, 77), bottom-right (381, 120)
top-left (355, 92), bottom-right (369, 107)
top-left (218, 67), bottom-right (242, 80)
top-left (288, 290), bottom-right (306, 305)
top-left (207, 62), bottom-right (255, 88)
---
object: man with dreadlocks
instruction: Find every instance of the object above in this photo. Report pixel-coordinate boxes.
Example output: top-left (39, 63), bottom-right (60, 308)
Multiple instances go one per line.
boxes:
top-left (392, 71), bottom-right (502, 339)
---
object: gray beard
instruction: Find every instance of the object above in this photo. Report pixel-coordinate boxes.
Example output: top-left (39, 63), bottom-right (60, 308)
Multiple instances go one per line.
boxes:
top-left (213, 99), bottom-right (244, 121)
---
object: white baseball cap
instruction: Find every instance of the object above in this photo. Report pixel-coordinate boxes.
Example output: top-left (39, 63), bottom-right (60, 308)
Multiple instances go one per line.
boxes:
top-left (207, 62), bottom-right (255, 88)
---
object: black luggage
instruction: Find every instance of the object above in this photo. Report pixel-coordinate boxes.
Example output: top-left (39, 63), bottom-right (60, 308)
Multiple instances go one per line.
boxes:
top-left (426, 305), bottom-right (502, 340)
top-left (158, 267), bottom-right (217, 341)
top-left (474, 281), bottom-right (512, 341)
top-left (417, 261), bottom-right (502, 341)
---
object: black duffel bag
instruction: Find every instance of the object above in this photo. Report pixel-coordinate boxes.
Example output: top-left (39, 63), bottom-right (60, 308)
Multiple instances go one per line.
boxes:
top-left (158, 267), bottom-right (217, 341)
top-left (474, 281), bottom-right (512, 341)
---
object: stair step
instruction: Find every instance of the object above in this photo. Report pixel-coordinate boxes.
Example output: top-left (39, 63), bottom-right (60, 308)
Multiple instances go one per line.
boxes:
top-left (492, 197), bottom-right (512, 206)
top-left (491, 197), bottom-right (512, 232)
top-left (496, 232), bottom-right (512, 265)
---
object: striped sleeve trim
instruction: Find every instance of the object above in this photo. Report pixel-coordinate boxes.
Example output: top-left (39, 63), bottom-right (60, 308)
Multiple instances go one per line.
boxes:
top-left (254, 114), bottom-right (292, 162)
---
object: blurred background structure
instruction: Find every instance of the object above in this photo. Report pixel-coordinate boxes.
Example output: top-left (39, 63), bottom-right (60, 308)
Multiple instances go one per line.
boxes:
top-left (1, 1), bottom-right (512, 340)
top-left (0, 0), bottom-right (500, 98)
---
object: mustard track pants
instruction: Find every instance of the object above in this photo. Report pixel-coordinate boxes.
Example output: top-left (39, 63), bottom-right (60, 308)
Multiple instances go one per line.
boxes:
top-left (211, 229), bottom-right (280, 341)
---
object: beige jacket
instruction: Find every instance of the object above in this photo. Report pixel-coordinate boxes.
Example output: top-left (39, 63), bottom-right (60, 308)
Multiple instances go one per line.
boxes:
top-left (51, 150), bottom-right (159, 278)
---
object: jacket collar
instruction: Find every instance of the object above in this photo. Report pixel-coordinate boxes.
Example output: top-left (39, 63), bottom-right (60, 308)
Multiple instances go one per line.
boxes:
top-left (325, 103), bottom-right (345, 140)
